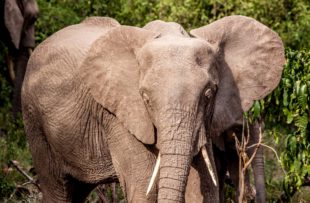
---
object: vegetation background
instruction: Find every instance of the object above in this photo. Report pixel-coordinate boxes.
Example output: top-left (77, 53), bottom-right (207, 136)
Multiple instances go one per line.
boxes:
top-left (0, 0), bottom-right (309, 202)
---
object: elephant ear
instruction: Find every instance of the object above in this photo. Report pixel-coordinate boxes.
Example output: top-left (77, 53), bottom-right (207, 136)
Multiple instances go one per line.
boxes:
top-left (4, 0), bottom-right (24, 49)
top-left (80, 26), bottom-right (159, 144)
top-left (19, 0), bottom-right (39, 48)
top-left (190, 15), bottom-right (285, 135)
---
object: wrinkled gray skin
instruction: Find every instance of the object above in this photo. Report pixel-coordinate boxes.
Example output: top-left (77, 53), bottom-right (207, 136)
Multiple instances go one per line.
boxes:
top-left (0, 0), bottom-right (38, 116)
top-left (22, 16), bottom-right (284, 203)
top-left (214, 120), bottom-right (266, 203)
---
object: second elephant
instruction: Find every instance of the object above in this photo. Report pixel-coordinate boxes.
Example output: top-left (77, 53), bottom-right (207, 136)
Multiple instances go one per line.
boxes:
top-left (214, 120), bottom-right (266, 203)
top-left (0, 0), bottom-right (38, 115)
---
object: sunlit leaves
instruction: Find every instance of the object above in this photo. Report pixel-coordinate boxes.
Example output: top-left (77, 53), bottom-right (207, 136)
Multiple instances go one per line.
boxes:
top-left (255, 49), bottom-right (310, 198)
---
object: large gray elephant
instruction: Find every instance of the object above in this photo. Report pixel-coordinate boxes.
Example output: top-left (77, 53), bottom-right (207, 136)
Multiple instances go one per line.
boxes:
top-left (0, 0), bottom-right (38, 116)
top-left (22, 16), bottom-right (285, 202)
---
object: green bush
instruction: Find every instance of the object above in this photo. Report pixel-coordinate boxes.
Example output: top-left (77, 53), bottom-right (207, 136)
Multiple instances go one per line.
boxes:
top-left (263, 49), bottom-right (309, 199)
top-left (34, 0), bottom-right (310, 50)
top-left (252, 49), bottom-right (309, 200)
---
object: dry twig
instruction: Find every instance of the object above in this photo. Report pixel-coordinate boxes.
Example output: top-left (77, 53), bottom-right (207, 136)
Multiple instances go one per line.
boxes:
top-left (234, 119), bottom-right (262, 203)
top-left (247, 143), bottom-right (287, 175)
top-left (96, 185), bottom-right (110, 203)
top-left (9, 160), bottom-right (40, 190)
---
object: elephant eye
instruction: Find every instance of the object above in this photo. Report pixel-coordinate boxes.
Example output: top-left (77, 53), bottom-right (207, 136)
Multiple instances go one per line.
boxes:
top-left (204, 89), bottom-right (212, 99)
top-left (196, 57), bottom-right (203, 66)
top-left (141, 91), bottom-right (150, 105)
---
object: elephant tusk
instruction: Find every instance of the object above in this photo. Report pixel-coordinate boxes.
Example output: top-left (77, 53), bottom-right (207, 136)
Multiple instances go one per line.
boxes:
top-left (28, 48), bottom-right (33, 56)
top-left (146, 152), bottom-right (161, 196)
top-left (201, 145), bottom-right (217, 186)
top-left (7, 56), bottom-right (15, 82)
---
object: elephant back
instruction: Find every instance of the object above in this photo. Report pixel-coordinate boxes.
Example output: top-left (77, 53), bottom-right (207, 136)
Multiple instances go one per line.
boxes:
top-left (22, 17), bottom-right (120, 115)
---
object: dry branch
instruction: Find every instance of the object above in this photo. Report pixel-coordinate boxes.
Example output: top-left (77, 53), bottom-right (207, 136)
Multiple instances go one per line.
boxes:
top-left (9, 160), bottom-right (40, 190)
top-left (96, 186), bottom-right (110, 203)
top-left (247, 142), bottom-right (287, 175)
top-left (234, 119), bottom-right (262, 203)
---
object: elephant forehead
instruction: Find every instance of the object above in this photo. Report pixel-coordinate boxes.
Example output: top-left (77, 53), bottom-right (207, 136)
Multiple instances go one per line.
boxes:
top-left (138, 36), bottom-right (216, 83)
top-left (144, 36), bottom-right (211, 55)
top-left (140, 57), bottom-right (212, 93)
top-left (144, 20), bottom-right (189, 37)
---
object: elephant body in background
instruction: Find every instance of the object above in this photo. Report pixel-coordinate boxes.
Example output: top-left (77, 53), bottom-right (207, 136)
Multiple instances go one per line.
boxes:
top-left (214, 120), bottom-right (266, 202)
top-left (22, 16), bottom-right (284, 202)
top-left (0, 0), bottom-right (38, 116)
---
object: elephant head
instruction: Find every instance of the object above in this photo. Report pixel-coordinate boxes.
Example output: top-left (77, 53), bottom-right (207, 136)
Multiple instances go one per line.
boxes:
top-left (4, 0), bottom-right (39, 49)
top-left (79, 16), bottom-right (285, 202)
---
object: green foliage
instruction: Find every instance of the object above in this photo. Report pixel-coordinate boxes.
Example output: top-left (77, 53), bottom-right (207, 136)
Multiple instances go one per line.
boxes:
top-left (252, 49), bottom-right (310, 199)
top-left (35, 0), bottom-right (83, 42)
top-left (0, 47), bottom-right (32, 201)
top-left (0, 117), bottom-right (32, 200)
top-left (33, 0), bottom-right (310, 50)
top-left (0, 89), bottom-right (31, 200)
top-left (277, 50), bottom-right (309, 198)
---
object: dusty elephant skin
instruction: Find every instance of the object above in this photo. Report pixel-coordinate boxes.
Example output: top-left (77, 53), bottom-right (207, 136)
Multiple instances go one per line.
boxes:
top-left (22, 16), bottom-right (285, 202)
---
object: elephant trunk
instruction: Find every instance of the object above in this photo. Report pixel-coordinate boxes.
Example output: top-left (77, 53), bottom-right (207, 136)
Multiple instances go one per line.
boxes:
top-left (156, 108), bottom-right (196, 203)
top-left (249, 120), bottom-right (266, 203)
top-left (252, 147), bottom-right (266, 203)
top-left (158, 138), bottom-right (193, 202)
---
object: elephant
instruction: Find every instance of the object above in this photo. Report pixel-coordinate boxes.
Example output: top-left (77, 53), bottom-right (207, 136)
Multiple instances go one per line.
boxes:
top-left (21, 15), bottom-right (285, 203)
top-left (0, 0), bottom-right (38, 116)
top-left (214, 119), bottom-right (266, 202)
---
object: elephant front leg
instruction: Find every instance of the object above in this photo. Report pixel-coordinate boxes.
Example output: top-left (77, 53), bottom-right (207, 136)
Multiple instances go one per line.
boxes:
top-left (106, 118), bottom-right (157, 202)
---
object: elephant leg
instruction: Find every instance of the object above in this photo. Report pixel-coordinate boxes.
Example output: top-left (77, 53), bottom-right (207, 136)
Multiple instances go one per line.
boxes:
top-left (13, 47), bottom-right (30, 117)
top-left (24, 126), bottom-right (67, 202)
top-left (105, 116), bottom-right (157, 203)
top-left (29, 131), bottom-right (96, 202)
top-left (225, 147), bottom-right (240, 202)
top-left (65, 176), bottom-right (97, 203)
top-left (23, 111), bottom-right (94, 202)
top-left (213, 145), bottom-right (227, 203)
top-left (37, 173), bottom-right (95, 203)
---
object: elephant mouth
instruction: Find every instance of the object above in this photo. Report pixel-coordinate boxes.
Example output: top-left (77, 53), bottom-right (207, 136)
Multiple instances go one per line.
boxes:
top-left (146, 145), bottom-right (217, 196)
